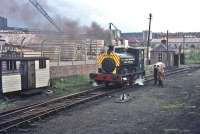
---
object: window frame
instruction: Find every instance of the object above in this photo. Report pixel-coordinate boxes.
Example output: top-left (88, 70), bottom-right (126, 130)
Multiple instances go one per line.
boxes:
top-left (6, 60), bottom-right (17, 71)
top-left (158, 53), bottom-right (162, 61)
top-left (39, 60), bottom-right (46, 69)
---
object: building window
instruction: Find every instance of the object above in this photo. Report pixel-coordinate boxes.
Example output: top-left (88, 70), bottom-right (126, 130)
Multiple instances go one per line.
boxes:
top-left (158, 53), bottom-right (162, 61)
top-left (6, 60), bottom-right (17, 70)
top-left (39, 60), bottom-right (46, 69)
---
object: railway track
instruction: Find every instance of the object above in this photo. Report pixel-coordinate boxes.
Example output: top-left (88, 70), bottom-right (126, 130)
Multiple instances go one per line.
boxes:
top-left (0, 66), bottom-right (194, 133)
top-left (145, 66), bottom-right (191, 81)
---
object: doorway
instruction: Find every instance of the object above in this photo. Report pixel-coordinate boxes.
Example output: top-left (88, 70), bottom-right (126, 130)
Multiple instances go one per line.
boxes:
top-left (174, 54), bottom-right (179, 67)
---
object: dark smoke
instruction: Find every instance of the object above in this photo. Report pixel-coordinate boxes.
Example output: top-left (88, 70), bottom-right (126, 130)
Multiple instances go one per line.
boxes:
top-left (0, 0), bottom-right (50, 27)
top-left (0, 0), bottom-right (109, 40)
top-left (84, 22), bottom-right (110, 40)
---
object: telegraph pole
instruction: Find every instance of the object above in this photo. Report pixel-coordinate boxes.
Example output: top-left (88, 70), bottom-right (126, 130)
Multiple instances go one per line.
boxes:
top-left (41, 40), bottom-right (46, 57)
top-left (183, 34), bottom-right (185, 54)
top-left (182, 34), bottom-right (185, 64)
top-left (166, 30), bottom-right (169, 66)
top-left (146, 13), bottom-right (152, 65)
top-left (20, 37), bottom-right (26, 57)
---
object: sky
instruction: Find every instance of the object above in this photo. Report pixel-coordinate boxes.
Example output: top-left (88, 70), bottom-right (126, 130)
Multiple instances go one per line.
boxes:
top-left (46, 0), bottom-right (200, 33)
top-left (3, 0), bottom-right (200, 33)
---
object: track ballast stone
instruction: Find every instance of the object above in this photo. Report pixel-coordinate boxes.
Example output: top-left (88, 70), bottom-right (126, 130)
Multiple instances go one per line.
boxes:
top-left (9, 68), bottom-right (200, 134)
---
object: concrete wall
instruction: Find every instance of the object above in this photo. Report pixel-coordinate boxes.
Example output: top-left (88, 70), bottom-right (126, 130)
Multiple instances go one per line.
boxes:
top-left (50, 64), bottom-right (98, 78)
top-left (50, 60), bottom-right (96, 66)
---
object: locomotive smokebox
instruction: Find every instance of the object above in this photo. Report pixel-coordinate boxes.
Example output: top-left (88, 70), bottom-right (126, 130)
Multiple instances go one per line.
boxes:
top-left (102, 58), bottom-right (116, 73)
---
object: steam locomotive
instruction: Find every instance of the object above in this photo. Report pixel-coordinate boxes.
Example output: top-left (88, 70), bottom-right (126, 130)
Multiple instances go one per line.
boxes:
top-left (89, 45), bottom-right (145, 86)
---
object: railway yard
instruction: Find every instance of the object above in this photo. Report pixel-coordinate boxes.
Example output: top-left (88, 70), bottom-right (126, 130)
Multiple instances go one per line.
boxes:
top-left (1, 1), bottom-right (200, 134)
top-left (0, 66), bottom-right (199, 134)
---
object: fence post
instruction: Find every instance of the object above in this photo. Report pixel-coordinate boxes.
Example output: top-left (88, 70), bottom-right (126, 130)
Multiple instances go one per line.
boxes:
top-left (57, 46), bottom-right (61, 66)
top-left (85, 43), bottom-right (87, 65)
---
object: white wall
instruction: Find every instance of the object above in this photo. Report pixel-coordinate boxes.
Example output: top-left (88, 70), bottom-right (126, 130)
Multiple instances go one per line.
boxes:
top-left (35, 60), bottom-right (50, 88)
top-left (2, 74), bottom-right (21, 93)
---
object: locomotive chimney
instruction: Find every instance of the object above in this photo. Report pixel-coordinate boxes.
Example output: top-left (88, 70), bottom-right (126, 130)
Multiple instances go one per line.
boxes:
top-left (107, 45), bottom-right (114, 54)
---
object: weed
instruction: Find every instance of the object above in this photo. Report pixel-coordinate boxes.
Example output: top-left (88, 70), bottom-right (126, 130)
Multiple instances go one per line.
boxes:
top-left (0, 100), bottom-right (13, 110)
top-left (50, 75), bottom-right (92, 95)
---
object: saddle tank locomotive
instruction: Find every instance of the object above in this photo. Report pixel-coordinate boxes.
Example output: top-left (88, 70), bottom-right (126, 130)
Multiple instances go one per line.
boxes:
top-left (90, 45), bottom-right (145, 86)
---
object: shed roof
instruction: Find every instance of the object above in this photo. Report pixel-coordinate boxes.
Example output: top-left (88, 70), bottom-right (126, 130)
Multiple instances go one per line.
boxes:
top-left (0, 57), bottom-right (49, 61)
top-left (151, 43), bottom-right (175, 52)
top-left (152, 38), bottom-right (200, 43)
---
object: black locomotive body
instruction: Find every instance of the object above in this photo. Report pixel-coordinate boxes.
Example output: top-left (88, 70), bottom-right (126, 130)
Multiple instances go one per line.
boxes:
top-left (90, 46), bottom-right (145, 86)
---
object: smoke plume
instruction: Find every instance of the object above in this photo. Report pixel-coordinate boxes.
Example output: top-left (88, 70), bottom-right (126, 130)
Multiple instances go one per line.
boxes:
top-left (0, 0), bottom-right (50, 26)
top-left (0, 0), bottom-right (109, 40)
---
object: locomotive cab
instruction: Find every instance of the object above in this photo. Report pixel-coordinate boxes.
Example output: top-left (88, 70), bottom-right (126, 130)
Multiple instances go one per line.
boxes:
top-left (115, 47), bottom-right (145, 75)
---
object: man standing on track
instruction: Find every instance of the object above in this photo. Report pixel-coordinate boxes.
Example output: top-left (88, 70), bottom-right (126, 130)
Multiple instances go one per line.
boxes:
top-left (153, 65), bottom-right (158, 85)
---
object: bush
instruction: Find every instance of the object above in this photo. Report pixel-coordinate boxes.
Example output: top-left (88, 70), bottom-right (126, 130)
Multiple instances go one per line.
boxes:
top-left (186, 49), bottom-right (200, 64)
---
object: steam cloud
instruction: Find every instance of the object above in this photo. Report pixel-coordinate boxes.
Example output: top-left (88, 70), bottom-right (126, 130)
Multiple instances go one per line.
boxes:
top-left (0, 0), bottom-right (109, 40)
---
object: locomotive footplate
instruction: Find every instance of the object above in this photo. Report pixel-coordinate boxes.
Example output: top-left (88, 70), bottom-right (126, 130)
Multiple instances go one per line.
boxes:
top-left (90, 73), bottom-right (122, 82)
top-left (90, 71), bottom-right (145, 84)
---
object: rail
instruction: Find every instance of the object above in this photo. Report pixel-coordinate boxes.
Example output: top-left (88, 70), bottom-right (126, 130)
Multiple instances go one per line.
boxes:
top-left (0, 67), bottom-right (193, 133)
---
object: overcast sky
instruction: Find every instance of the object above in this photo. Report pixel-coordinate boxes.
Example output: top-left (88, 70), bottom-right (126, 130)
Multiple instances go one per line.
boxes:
top-left (3, 0), bottom-right (200, 33)
top-left (45, 0), bottom-right (200, 33)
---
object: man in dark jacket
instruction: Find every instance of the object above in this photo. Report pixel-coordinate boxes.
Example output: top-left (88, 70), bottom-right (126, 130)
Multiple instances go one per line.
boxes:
top-left (153, 65), bottom-right (158, 85)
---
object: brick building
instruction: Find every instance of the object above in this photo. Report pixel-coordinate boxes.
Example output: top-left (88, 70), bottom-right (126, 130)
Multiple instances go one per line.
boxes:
top-left (150, 41), bottom-right (176, 67)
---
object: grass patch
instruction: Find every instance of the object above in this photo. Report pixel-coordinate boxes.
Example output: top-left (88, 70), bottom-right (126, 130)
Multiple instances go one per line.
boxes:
top-left (50, 75), bottom-right (92, 95)
top-left (186, 50), bottom-right (200, 64)
top-left (0, 100), bottom-right (13, 110)
top-left (160, 100), bottom-right (187, 110)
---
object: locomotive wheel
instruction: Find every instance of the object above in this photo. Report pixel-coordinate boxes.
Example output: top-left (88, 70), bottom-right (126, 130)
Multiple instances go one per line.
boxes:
top-left (104, 82), bottom-right (110, 87)
top-left (128, 80), bottom-right (133, 86)
top-left (129, 76), bottom-right (134, 86)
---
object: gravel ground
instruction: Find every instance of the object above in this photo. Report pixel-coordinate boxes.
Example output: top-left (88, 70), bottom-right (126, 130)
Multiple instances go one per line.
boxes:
top-left (6, 68), bottom-right (200, 134)
top-left (0, 66), bottom-right (186, 112)
top-left (0, 86), bottom-right (90, 113)
top-left (0, 90), bottom-right (59, 112)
